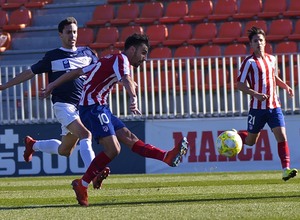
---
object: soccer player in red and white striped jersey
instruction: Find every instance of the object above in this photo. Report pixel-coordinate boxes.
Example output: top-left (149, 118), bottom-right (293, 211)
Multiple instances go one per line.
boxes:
top-left (43, 33), bottom-right (189, 206)
top-left (237, 26), bottom-right (297, 181)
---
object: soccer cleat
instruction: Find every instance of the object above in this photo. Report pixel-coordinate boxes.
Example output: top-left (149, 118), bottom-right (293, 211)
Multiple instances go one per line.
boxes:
top-left (23, 136), bottom-right (36, 162)
top-left (282, 168), bottom-right (298, 181)
top-left (71, 179), bottom-right (88, 207)
top-left (92, 167), bottom-right (110, 190)
top-left (163, 137), bottom-right (189, 167)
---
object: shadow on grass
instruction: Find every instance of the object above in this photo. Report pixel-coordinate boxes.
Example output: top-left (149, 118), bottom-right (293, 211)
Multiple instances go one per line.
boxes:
top-left (1, 194), bottom-right (300, 210)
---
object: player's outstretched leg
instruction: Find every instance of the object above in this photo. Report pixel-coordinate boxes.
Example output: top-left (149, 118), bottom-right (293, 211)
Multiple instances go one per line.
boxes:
top-left (23, 136), bottom-right (36, 162)
top-left (71, 179), bottom-right (88, 207)
top-left (163, 137), bottom-right (189, 167)
top-left (282, 168), bottom-right (298, 181)
top-left (92, 167), bottom-right (110, 190)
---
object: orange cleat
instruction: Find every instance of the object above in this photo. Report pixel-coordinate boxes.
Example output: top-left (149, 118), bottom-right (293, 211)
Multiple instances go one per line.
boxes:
top-left (92, 167), bottom-right (110, 190)
top-left (163, 137), bottom-right (189, 167)
top-left (71, 179), bottom-right (88, 207)
top-left (23, 136), bottom-right (36, 162)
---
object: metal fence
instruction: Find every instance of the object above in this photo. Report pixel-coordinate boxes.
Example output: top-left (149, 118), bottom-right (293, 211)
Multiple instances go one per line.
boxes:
top-left (1, 53), bottom-right (299, 125)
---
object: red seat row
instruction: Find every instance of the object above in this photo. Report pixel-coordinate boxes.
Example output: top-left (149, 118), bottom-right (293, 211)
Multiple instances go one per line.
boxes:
top-left (86, 0), bottom-right (300, 28)
top-left (0, 0), bottom-right (52, 10)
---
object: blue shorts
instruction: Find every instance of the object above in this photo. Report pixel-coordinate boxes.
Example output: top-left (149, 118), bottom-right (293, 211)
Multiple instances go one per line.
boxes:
top-left (79, 104), bottom-right (125, 141)
top-left (247, 108), bottom-right (285, 134)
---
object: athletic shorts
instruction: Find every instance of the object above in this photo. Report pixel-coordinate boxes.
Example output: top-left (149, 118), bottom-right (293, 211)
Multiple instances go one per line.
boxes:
top-left (247, 107), bottom-right (285, 134)
top-left (79, 104), bottom-right (125, 141)
top-left (53, 102), bottom-right (79, 136)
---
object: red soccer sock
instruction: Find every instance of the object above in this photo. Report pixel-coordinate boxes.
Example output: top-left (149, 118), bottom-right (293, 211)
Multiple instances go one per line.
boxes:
top-left (238, 130), bottom-right (248, 144)
top-left (277, 141), bottom-right (290, 169)
top-left (132, 140), bottom-right (166, 161)
top-left (82, 152), bottom-right (112, 184)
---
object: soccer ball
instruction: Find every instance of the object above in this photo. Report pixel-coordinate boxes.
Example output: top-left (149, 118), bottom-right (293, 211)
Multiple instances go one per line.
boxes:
top-left (216, 129), bottom-right (243, 157)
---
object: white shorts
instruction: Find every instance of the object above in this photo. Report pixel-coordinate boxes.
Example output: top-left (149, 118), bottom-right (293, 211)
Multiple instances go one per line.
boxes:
top-left (53, 102), bottom-right (80, 136)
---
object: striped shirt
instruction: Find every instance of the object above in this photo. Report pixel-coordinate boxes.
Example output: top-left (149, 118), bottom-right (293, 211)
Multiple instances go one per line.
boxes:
top-left (80, 53), bottom-right (130, 106)
top-left (237, 53), bottom-right (281, 109)
top-left (31, 46), bottom-right (98, 105)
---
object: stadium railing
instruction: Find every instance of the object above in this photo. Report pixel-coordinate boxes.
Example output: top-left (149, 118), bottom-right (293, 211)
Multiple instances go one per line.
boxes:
top-left (1, 53), bottom-right (299, 125)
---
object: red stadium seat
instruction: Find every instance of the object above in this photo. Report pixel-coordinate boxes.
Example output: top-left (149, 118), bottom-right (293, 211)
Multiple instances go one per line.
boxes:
top-left (173, 45), bottom-right (197, 67)
top-left (2, 8), bottom-right (31, 32)
top-left (275, 41), bottom-right (297, 63)
top-left (76, 27), bottom-right (94, 47)
top-left (159, 1), bottom-right (188, 24)
top-left (183, 0), bottom-right (213, 23)
top-left (148, 46), bottom-right (172, 68)
top-left (187, 22), bottom-right (217, 45)
top-left (162, 24), bottom-right (192, 46)
top-left (212, 21), bottom-right (242, 44)
top-left (199, 44), bottom-right (221, 66)
top-left (146, 24), bottom-right (168, 47)
top-left (283, 0), bottom-right (300, 17)
top-left (114, 26), bottom-right (143, 48)
top-left (224, 43), bottom-right (247, 56)
top-left (1, 0), bottom-right (28, 10)
top-left (86, 4), bottom-right (114, 27)
top-left (288, 20), bottom-right (300, 41)
top-left (208, 0), bottom-right (237, 21)
top-left (224, 43), bottom-right (247, 64)
top-left (238, 20), bottom-right (267, 43)
top-left (232, 0), bottom-right (262, 19)
top-left (135, 2), bottom-right (163, 25)
top-left (174, 45), bottom-right (197, 58)
top-left (89, 26), bottom-right (119, 50)
top-left (148, 47), bottom-right (172, 59)
top-left (110, 3), bottom-right (139, 26)
top-left (199, 44), bottom-right (221, 57)
top-left (266, 19), bottom-right (292, 41)
top-left (257, 0), bottom-right (286, 18)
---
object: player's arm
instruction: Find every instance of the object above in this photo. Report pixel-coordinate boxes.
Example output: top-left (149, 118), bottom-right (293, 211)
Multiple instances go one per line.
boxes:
top-left (275, 75), bottom-right (294, 98)
top-left (0, 69), bottom-right (34, 90)
top-left (237, 81), bottom-right (269, 101)
top-left (42, 68), bottom-right (84, 98)
top-left (121, 74), bottom-right (141, 115)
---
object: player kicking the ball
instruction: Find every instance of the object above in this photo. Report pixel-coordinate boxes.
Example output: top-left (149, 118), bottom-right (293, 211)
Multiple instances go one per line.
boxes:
top-left (43, 33), bottom-right (189, 206)
top-left (237, 26), bottom-right (298, 181)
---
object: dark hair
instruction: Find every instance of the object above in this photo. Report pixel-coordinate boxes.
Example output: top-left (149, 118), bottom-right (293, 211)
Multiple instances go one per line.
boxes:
top-left (124, 33), bottom-right (150, 50)
top-left (58, 17), bottom-right (77, 33)
top-left (247, 26), bottom-right (266, 41)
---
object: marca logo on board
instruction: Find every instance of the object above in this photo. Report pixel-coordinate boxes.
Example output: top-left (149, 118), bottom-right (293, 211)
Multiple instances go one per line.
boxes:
top-left (172, 130), bottom-right (273, 162)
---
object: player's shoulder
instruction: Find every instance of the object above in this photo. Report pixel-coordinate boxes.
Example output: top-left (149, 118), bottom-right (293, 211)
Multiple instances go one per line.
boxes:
top-left (77, 46), bottom-right (98, 57)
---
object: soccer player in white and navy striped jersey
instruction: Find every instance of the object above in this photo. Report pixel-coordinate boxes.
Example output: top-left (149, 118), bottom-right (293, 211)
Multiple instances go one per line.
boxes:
top-left (237, 26), bottom-right (298, 181)
top-left (0, 17), bottom-right (98, 173)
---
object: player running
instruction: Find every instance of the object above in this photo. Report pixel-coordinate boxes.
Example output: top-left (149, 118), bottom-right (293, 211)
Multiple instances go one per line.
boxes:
top-left (43, 33), bottom-right (189, 206)
top-left (237, 26), bottom-right (298, 181)
top-left (0, 17), bottom-right (109, 189)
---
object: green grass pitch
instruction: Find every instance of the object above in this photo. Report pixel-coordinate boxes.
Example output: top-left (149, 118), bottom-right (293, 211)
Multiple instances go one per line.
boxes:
top-left (0, 171), bottom-right (299, 220)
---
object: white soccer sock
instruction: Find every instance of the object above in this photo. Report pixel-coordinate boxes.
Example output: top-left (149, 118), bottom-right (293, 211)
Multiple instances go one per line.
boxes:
top-left (79, 138), bottom-right (95, 169)
top-left (33, 139), bottom-right (61, 154)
